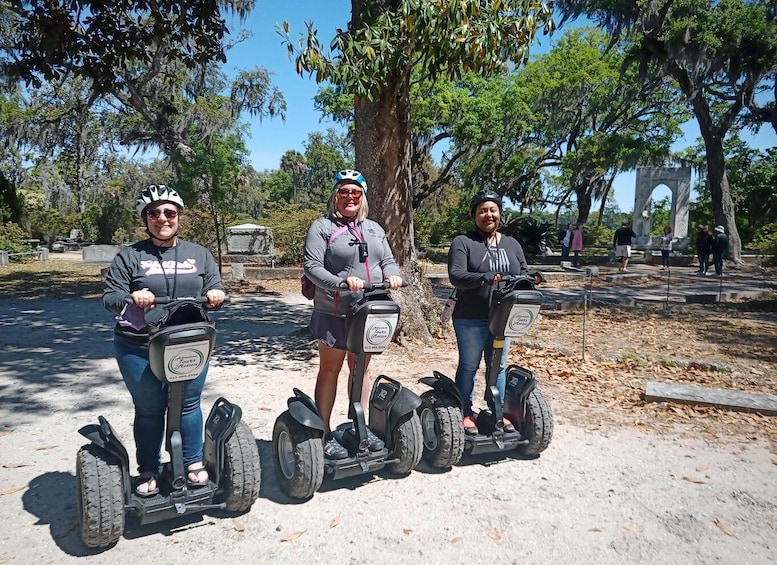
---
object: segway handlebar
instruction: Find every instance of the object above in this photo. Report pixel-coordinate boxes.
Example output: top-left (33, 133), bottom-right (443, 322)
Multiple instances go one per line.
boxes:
top-left (124, 295), bottom-right (230, 306)
top-left (338, 280), bottom-right (410, 291)
top-left (498, 272), bottom-right (545, 287)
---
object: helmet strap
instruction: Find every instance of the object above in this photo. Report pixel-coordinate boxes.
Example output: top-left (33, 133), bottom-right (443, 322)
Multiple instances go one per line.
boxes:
top-left (145, 226), bottom-right (178, 245)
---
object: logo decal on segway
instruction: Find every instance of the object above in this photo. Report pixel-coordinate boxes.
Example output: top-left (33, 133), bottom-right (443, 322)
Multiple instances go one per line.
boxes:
top-left (362, 313), bottom-right (399, 353)
top-left (163, 340), bottom-right (211, 381)
top-left (504, 305), bottom-right (541, 337)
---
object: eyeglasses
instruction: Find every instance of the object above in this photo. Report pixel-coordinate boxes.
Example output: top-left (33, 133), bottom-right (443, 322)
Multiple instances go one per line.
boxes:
top-left (337, 188), bottom-right (363, 198)
top-left (145, 209), bottom-right (179, 219)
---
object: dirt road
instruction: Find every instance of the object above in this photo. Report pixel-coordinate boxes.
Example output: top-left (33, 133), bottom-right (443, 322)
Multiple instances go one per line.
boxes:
top-left (0, 291), bottom-right (775, 564)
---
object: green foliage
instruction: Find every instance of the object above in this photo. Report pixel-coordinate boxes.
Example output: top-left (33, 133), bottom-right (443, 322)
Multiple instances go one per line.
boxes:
top-left (260, 202), bottom-right (326, 265)
top-left (750, 224), bottom-right (777, 256)
top-left (500, 213), bottom-right (556, 260)
top-left (581, 224), bottom-right (614, 247)
top-left (81, 201), bottom-right (135, 244)
top-left (0, 222), bottom-right (29, 259)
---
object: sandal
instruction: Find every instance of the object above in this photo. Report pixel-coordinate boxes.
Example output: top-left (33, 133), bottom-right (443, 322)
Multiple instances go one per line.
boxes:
top-left (463, 415), bottom-right (478, 436)
top-left (134, 472), bottom-right (159, 497)
top-left (186, 463), bottom-right (209, 488)
top-left (502, 418), bottom-right (516, 433)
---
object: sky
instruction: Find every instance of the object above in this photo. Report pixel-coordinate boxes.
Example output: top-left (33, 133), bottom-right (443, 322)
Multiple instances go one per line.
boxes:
top-left (224, 1), bottom-right (777, 214)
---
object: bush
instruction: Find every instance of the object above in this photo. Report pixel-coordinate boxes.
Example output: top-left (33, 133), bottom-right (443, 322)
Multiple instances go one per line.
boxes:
top-left (260, 202), bottom-right (326, 265)
top-left (0, 222), bottom-right (31, 261)
top-left (582, 224), bottom-right (614, 248)
top-left (751, 223), bottom-right (777, 256)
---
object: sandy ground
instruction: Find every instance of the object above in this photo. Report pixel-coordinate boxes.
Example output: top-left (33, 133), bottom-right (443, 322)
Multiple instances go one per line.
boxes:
top-left (0, 288), bottom-right (776, 564)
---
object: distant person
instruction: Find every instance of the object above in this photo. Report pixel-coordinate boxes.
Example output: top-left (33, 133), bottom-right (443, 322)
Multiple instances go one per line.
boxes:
top-left (571, 224), bottom-right (584, 267)
top-left (559, 223), bottom-right (573, 263)
top-left (659, 225), bottom-right (673, 270)
top-left (613, 221), bottom-right (636, 272)
top-left (694, 225), bottom-right (713, 275)
top-left (711, 225), bottom-right (729, 277)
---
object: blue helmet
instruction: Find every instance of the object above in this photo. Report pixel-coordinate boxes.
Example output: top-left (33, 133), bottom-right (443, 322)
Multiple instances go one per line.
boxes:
top-left (333, 169), bottom-right (368, 195)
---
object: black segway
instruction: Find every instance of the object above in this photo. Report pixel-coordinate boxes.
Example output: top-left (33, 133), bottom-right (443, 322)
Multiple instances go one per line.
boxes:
top-left (272, 282), bottom-right (423, 500)
top-left (418, 274), bottom-right (553, 469)
top-left (76, 297), bottom-right (261, 549)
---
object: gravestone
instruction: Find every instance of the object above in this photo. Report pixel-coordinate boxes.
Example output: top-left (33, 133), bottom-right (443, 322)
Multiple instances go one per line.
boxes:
top-left (83, 244), bottom-right (120, 263)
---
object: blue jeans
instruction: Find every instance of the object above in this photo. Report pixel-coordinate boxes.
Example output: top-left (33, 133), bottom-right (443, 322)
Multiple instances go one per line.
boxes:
top-left (661, 249), bottom-right (670, 268)
top-left (452, 318), bottom-right (510, 417)
top-left (114, 337), bottom-right (207, 473)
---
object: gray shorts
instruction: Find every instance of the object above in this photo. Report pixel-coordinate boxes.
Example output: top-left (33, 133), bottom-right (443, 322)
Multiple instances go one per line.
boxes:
top-left (615, 244), bottom-right (631, 259)
top-left (310, 311), bottom-right (350, 350)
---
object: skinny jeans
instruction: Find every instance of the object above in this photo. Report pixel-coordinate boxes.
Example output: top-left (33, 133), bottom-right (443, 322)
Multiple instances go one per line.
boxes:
top-left (453, 318), bottom-right (510, 417)
top-left (114, 336), bottom-right (207, 473)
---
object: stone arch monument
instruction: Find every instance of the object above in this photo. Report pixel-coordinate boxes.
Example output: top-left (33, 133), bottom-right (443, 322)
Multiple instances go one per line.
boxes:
top-left (633, 166), bottom-right (691, 244)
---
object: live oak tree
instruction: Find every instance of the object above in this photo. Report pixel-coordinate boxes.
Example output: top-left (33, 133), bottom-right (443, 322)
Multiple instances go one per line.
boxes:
top-left (282, 0), bottom-right (553, 341)
top-left (555, 0), bottom-right (777, 265)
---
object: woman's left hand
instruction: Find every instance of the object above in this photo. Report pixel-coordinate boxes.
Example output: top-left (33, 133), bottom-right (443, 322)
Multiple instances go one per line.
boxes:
top-left (205, 289), bottom-right (226, 308)
top-left (385, 275), bottom-right (403, 290)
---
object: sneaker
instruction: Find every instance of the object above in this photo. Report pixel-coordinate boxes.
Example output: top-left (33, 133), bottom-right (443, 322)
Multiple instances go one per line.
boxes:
top-left (365, 427), bottom-right (385, 452)
top-left (323, 433), bottom-right (348, 460)
top-left (705, 271), bottom-right (712, 276)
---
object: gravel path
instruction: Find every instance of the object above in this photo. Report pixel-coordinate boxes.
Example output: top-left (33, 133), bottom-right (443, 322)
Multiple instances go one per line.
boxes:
top-left (0, 292), bottom-right (775, 564)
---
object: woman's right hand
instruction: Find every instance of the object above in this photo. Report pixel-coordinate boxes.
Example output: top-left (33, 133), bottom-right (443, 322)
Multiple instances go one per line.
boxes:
top-left (131, 288), bottom-right (156, 309)
top-left (345, 276), bottom-right (365, 292)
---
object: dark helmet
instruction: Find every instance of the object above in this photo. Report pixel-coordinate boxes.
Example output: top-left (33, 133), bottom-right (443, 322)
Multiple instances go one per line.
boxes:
top-left (469, 190), bottom-right (502, 218)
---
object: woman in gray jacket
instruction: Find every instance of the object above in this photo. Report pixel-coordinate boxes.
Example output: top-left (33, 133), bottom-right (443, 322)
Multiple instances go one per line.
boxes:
top-left (303, 170), bottom-right (403, 459)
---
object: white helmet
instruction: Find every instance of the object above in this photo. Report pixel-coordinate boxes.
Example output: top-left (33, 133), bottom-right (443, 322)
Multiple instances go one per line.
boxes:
top-left (135, 184), bottom-right (185, 216)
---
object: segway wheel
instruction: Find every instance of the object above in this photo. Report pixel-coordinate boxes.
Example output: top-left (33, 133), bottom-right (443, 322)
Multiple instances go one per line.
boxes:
top-left (418, 390), bottom-right (464, 469)
top-left (272, 411), bottom-right (324, 500)
top-left (385, 413), bottom-right (423, 475)
top-left (219, 420), bottom-right (261, 512)
top-left (76, 444), bottom-right (124, 549)
top-left (515, 388), bottom-right (554, 456)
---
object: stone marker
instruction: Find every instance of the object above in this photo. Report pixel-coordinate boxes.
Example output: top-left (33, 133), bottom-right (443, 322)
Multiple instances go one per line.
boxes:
top-left (645, 381), bottom-right (777, 416)
top-left (83, 244), bottom-right (120, 263)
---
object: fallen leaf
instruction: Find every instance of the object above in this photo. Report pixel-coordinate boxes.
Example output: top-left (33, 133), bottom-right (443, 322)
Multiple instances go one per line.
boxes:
top-left (695, 463), bottom-right (711, 472)
top-left (2, 463), bottom-right (30, 469)
top-left (35, 445), bottom-right (57, 451)
top-left (330, 516), bottom-right (340, 528)
top-left (588, 527), bottom-right (602, 532)
top-left (714, 518), bottom-right (736, 537)
top-left (682, 475), bottom-right (706, 484)
top-left (402, 528), bottom-right (412, 535)
top-left (622, 524), bottom-right (643, 533)
top-left (280, 530), bottom-right (305, 542)
top-left (450, 536), bottom-right (463, 544)
top-left (486, 525), bottom-right (502, 541)
top-left (1, 486), bottom-right (25, 495)
top-left (233, 521), bottom-right (245, 532)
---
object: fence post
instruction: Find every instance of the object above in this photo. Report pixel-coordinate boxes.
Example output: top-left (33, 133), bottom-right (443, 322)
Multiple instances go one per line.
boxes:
top-left (0, 250), bottom-right (8, 266)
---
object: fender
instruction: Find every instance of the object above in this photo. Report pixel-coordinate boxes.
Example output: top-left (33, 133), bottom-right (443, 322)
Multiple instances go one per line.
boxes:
top-left (418, 370), bottom-right (464, 407)
top-left (79, 416), bottom-right (132, 500)
top-left (287, 388), bottom-right (325, 431)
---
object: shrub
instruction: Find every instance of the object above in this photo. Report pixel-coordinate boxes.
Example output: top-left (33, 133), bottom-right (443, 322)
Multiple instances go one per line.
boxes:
top-left (0, 222), bottom-right (31, 261)
top-left (750, 223), bottom-right (777, 256)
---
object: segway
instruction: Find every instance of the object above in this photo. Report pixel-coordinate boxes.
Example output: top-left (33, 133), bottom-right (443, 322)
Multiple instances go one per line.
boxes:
top-left (418, 274), bottom-right (553, 469)
top-left (272, 282), bottom-right (423, 500)
top-left (76, 297), bottom-right (261, 549)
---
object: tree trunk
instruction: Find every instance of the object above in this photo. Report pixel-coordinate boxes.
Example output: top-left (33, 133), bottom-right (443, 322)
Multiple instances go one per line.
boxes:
top-left (695, 114), bottom-right (744, 266)
top-left (353, 76), bottom-right (434, 344)
top-left (574, 185), bottom-right (592, 225)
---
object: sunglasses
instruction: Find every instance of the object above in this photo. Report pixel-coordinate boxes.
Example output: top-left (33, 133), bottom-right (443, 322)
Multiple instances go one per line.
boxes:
top-left (337, 188), bottom-right (363, 198)
top-left (145, 209), bottom-right (179, 219)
